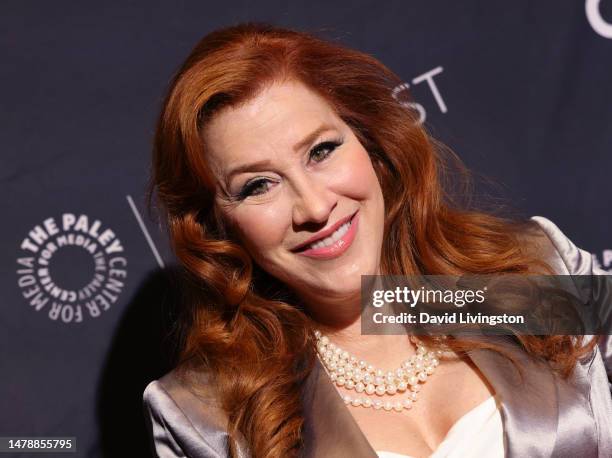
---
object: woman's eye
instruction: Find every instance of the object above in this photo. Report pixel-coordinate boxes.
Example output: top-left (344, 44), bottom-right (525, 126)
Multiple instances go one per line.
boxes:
top-left (309, 139), bottom-right (342, 163)
top-left (233, 139), bottom-right (343, 201)
top-left (237, 178), bottom-right (272, 200)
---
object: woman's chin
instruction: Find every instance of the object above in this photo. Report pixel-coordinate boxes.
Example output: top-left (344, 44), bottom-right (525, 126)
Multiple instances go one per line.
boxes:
top-left (297, 279), bottom-right (362, 303)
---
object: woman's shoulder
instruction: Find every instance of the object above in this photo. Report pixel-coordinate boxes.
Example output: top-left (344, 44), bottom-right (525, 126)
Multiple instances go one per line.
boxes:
top-left (143, 365), bottom-right (221, 411)
top-left (527, 215), bottom-right (612, 389)
top-left (524, 215), bottom-right (606, 275)
top-left (143, 366), bottom-right (249, 457)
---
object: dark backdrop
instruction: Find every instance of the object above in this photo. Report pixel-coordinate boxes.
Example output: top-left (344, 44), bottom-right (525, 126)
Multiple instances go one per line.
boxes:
top-left (2, 1), bottom-right (611, 457)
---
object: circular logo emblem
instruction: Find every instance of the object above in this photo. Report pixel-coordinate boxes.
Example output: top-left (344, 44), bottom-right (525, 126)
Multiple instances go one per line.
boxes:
top-left (16, 213), bottom-right (127, 323)
top-left (586, 0), bottom-right (612, 39)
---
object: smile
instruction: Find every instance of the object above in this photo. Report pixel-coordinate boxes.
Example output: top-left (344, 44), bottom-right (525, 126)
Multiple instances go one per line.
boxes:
top-left (295, 211), bottom-right (359, 260)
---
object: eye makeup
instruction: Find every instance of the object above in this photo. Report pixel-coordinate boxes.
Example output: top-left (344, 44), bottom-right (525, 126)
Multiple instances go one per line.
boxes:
top-left (231, 136), bottom-right (344, 202)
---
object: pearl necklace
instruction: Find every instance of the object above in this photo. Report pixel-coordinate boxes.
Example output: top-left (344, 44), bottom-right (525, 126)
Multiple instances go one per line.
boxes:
top-left (314, 330), bottom-right (442, 412)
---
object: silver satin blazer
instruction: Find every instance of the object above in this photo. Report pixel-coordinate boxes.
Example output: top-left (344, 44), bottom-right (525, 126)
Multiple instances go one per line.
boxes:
top-left (143, 216), bottom-right (612, 457)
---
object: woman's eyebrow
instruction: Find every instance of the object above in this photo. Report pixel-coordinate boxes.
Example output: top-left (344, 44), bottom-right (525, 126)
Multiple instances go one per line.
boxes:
top-left (225, 123), bottom-right (337, 182)
top-left (291, 123), bottom-right (336, 152)
top-left (226, 159), bottom-right (273, 183)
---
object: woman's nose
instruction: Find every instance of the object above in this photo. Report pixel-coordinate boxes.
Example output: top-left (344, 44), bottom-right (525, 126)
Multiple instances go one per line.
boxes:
top-left (291, 176), bottom-right (337, 226)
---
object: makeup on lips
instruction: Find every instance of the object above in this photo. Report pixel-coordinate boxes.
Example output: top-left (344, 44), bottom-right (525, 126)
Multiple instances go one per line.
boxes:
top-left (292, 211), bottom-right (359, 259)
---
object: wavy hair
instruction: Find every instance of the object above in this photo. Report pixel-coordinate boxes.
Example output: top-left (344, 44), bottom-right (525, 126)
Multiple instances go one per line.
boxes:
top-left (148, 23), bottom-right (596, 458)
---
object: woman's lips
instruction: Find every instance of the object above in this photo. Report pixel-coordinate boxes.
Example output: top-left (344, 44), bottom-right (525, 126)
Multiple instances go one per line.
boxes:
top-left (296, 211), bottom-right (359, 259)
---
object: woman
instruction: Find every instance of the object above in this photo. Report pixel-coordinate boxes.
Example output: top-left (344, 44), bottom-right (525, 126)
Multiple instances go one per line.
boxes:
top-left (142, 23), bottom-right (612, 457)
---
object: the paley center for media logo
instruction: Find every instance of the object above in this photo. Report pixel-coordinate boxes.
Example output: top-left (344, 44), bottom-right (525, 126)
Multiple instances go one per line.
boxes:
top-left (16, 213), bottom-right (127, 323)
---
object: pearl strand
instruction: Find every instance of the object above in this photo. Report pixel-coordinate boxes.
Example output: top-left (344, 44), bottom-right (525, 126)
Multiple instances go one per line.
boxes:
top-left (314, 330), bottom-right (442, 412)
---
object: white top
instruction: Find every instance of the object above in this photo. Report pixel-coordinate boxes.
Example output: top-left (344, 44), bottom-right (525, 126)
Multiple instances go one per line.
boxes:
top-left (376, 395), bottom-right (505, 458)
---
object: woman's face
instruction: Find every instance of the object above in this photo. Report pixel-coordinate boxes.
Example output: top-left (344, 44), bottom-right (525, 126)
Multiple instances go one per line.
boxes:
top-left (203, 80), bottom-right (385, 309)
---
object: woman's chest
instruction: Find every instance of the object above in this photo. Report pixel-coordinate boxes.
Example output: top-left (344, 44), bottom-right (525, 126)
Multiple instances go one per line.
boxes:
top-left (341, 358), bottom-right (495, 458)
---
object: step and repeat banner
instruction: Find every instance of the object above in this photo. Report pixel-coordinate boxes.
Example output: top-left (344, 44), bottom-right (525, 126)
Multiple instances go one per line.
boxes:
top-left (1, 1), bottom-right (611, 456)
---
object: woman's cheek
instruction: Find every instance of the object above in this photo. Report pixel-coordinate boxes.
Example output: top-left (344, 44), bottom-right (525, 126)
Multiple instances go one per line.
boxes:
top-left (234, 204), bottom-right (289, 255)
top-left (330, 146), bottom-right (379, 197)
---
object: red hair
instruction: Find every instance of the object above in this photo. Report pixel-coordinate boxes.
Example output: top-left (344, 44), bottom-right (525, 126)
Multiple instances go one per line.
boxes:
top-left (148, 22), bottom-right (596, 457)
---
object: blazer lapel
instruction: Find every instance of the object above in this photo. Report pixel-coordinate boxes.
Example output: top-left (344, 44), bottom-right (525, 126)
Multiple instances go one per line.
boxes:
top-left (300, 356), bottom-right (378, 458)
top-left (466, 336), bottom-right (559, 458)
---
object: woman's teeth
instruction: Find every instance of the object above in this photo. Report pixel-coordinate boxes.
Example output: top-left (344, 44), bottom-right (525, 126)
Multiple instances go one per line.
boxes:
top-left (308, 220), bottom-right (351, 250)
